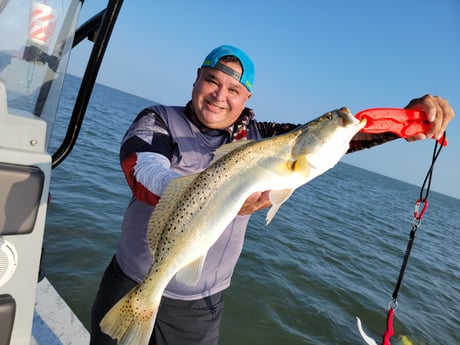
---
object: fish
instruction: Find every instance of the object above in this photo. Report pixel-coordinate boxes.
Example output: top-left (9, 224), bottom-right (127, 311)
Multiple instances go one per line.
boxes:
top-left (100, 107), bottom-right (366, 345)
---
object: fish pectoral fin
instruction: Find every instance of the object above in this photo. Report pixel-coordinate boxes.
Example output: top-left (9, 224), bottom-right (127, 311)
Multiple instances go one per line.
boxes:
top-left (266, 189), bottom-right (294, 224)
top-left (175, 254), bottom-right (207, 287)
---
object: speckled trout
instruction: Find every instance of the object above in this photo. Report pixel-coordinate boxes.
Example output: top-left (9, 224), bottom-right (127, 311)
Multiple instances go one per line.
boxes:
top-left (100, 107), bottom-right (366, 345)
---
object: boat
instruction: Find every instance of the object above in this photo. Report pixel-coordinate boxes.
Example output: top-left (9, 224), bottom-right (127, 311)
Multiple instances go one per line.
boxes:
top-left (0, 1), bottom-right (124, 343)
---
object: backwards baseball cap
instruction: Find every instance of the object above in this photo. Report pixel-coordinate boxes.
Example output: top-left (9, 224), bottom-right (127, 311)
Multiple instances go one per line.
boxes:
top-left (201, 45), bottom-right (255, 92)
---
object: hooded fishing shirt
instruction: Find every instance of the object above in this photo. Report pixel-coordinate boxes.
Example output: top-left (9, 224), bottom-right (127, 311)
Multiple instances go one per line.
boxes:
top-left (116, 103), bottom-right (398, 300)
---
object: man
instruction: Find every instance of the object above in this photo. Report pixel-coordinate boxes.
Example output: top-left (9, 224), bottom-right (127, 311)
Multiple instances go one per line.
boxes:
top-left (90, 45), bottom-right (454, 345)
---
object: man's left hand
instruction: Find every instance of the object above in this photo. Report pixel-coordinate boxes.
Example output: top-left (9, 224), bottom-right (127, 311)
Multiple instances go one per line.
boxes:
top-left (405, 94), bottom-right (455, 142)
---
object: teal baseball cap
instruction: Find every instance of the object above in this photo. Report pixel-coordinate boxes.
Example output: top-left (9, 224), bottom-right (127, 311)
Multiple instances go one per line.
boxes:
top-left (201, 45), bottom-right (255, 92)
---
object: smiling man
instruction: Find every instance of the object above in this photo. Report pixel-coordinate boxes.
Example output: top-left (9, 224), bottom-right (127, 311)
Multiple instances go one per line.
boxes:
top-left (90, 45), bottom-right (454, 345)
top-left (192, 48), bottom-right (253, 129)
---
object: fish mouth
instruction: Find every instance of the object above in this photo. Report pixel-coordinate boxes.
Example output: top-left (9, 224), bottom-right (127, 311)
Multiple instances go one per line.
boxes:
top-left (337, 107), bottom-right (367, 129)
top-left (358, 117), bottom-right (367, 128)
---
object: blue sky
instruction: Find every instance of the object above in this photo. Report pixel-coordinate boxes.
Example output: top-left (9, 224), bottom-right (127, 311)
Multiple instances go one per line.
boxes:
top-left (67, 0), bottom-right (460, 199)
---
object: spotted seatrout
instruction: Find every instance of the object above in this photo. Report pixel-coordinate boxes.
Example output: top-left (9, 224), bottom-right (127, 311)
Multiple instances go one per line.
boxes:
top-left (100, 107), bottom-right (366, 344)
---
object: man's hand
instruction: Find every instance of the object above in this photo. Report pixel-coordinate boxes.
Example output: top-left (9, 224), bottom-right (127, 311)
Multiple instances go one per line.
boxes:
top-left (405, 94), bottom-right (455, 142)
top-left (238, 191), bottom-right (272, 216)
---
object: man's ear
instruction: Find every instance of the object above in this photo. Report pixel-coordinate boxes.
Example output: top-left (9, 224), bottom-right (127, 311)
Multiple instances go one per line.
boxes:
top-left (193, 68), bottom-right (202, 86)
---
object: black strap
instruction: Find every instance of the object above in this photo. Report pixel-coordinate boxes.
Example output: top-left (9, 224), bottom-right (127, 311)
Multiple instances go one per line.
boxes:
top-left (391, 131), bottom-right (446, 301)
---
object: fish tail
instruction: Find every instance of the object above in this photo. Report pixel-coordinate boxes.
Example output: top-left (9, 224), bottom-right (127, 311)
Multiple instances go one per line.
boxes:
top-left (100, 285), bottom-right (160, 345)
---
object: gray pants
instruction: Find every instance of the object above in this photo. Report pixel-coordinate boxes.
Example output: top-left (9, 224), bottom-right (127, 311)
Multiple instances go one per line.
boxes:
top-left (90, 256), bottom-right (224, 345)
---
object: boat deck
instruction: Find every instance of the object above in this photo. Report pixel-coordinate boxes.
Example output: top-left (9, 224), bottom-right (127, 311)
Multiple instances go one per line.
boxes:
top-left (32, 277), bottom-right (89, 345)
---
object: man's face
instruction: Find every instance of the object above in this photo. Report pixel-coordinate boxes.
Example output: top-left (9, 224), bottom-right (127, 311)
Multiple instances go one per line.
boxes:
top-left (191, 60), bottom-right (252, 129)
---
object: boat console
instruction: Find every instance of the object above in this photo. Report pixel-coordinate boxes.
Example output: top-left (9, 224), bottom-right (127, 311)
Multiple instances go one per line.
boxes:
top-left (0, 1), bottom-right (123, 343)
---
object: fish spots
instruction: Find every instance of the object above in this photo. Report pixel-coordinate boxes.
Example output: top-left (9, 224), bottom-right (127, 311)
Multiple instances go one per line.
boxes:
top-left (123, 290), bottom-right (154, 323)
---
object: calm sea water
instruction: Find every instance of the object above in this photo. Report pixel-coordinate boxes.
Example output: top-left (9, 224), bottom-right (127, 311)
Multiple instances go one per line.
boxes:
top-left (43, 75), bottom-right (459, 345)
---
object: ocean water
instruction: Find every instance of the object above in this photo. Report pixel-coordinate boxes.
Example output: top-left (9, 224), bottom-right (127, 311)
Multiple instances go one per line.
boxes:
top-left (43, 74), bottom-right (459, 344)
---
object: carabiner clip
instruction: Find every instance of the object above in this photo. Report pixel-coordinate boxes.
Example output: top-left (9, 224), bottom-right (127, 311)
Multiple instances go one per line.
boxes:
top-left (413, 199), bottom-right (428, 221)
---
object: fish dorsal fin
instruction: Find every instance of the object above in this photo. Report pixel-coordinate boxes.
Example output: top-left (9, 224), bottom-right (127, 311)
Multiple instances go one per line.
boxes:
top-left (266, 189), bottom-right (295, 224)
top-left (175, 253), bottom-right (207, 286)
top-left (212, 140), bottom-right (254, 162)
top-left (147, 174), bottom-right (199, 256)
